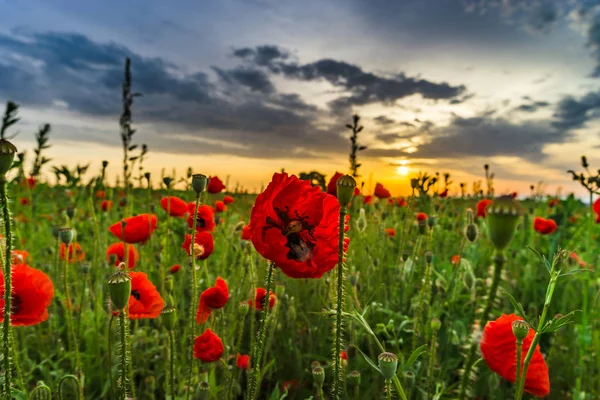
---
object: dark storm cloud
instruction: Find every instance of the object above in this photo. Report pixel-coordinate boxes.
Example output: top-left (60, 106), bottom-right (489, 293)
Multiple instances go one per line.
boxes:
top-left (232, 45), bottom-right (290, 66)
top-left (552, 91), bottom-right (600, 130)
top-left (213, 67), bottom-right (275, 94)
top-left (374, 132), bottom-right (417, 145)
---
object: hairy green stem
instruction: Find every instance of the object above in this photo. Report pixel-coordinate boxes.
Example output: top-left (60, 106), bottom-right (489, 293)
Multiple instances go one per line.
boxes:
top-left (168, 329), bottom-right (176, 400)
top-left (427, 329), bottom-right (438, 397)
top-left (108, 315), bottom-right (115, 399)
top-left (386, 380), bottom-right (392, 400)
top-left (514, 338), bottom-right (523, 399)
top-left (62, 248), bottom-right (82, 379)
top-left (186, 194), bottom-right (201, 400)
top-left (1, 179), bottom-right (13, 399)
top-left (118, 311), bottom-right (129, 400)
top-left (332, 207), bottom-right (347, 400)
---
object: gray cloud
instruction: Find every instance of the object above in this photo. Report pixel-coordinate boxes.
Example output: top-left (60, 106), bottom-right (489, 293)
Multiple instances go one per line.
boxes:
top-left (552, 91), bottom-right (600, 130)
top-left (516, 100), bottom-right (550, 113)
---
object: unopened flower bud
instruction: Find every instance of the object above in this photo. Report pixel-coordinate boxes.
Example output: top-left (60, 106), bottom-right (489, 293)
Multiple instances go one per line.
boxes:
top-left (465, 224), bottom-right (479, 243)
top-left (378, 352), bottom-right (398, 381)
top-left (336, 175), bottom-right (357, 207)
top-left (347, 370), bottom-right (361, 386)
top-left (163, 177), bottom-right (173, 188)
top-left (410, 178), bottom-right (418, 189)
top-left (108, 268), bottom-right (132, 311)
top-left (164, 276), bottom-right (174, 294)
top-left (356, 208), bottom-right (367, 233)
top-left (511, 319), bottom-right (529, 341)
top-left (427, 216), bottom-right (436, 228)
top-left (312, 366), bottom-right (325, 387)
top-left (425, 251), bottom-right (434, 264)
top-left (161, 305), bottom-right (177, 331)
top-left (102, 160), bottom-right (109, 168)
top-left (348, 271), bottom-right (359, 286)
top-left (581, 155), bottom-right (589, 168)
top-left (418, 220), bottom-right (427, 235)
top-left (431, 318), bottom-right (441, 332)
top-left (238, 302), bottom-right (250, 316)
top-left (192, 174), bottom-right (208, 195)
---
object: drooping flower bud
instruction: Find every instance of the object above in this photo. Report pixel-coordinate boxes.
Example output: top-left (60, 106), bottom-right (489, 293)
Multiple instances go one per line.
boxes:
top-left (378, 352), bottom-right (399, 381)
top-left (164, 276), bottom-right (174, 294)
top-left (336, 175), bottom-right (357, 207)
top-left (0, 139), bottom-right (17, 181)
top-left (312, 366), bottom-right (325, 387)
top-left (161, 305), bottom-right (177, 331)
top-left (192, 174), bottom-right (208, 195)
top-left (107, 267), bottom-right (132, 311)
top-left (511, 319), bottom-right (529, 341)
top-left (347, 370), bottom-right (361, 386)
top-left (486, 195), bottom-right (523, 251)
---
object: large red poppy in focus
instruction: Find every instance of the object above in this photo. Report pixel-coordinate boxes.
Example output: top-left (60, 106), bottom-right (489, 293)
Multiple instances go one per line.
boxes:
top-left (160, 196), bottom-right (188, 217)
top-left (181, 232), bottom-right (215, 260)
top-left (480, 314), bottom-right (550, 398)
top-left (109, 214), bottom-right (157, 244)
top-left (194, 328), bottom-right (224, 362)
top-left (196, 277), bottom-right (229, 323)
top-left (0, 264), bottom-right (54, 326)
top-left (249, 173), bottom-right (341, 279)
top-left (127, 272), bottom-right (164, 319)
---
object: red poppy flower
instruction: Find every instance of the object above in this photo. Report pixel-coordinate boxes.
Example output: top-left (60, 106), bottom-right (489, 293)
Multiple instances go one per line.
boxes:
top-left (353, 187), bottom-right (360, 196)
top-left (95, 190), bottom-right (106, 199)
top-left (215, 201), bottom-right (226, 212)
top-left (249, 172), bottom-right (341, 279)
top-left (480, 314), bottom-right (550, 398)
top-left (223, 195), bottom-right (234, 205)
top-left (533, 217), bottom-right (557, 235)
top-left (439, 189), bottom-right (448, 198)
top-left (0, 264), bottom-right (54, 326)
top-left (169, 264), bottom-right (181, 274)
top-left (326, 172), bottom-right (344, 196)
top-left (451, 255), bottom-right (461, 265)
top-left (207, 176), bottom-right (226, 194)
top-left (374, 182), bottom-right (391, 199)
top-left (248, 287), bottom-right (276, 310)
top-left (387, 198), bottom-right (395, 206)
top-left (101, 200), bottom-right (113, 212)
top-left (397, 197), bottom-right (407, 207)
top-left (127, 271), bottom-right (164, 319)
top-left (181, 232), bottom-right (215, 260)
top-left (476, 199), bottom-right (493, 218)
top-left (547, 198), bottom-right (560, 208)
top-left (106, 242), bottom-right (139, 269)
top-left (416, 212), bottom-right (427, 221)
top-left (282, 380), bottom-right (299, 393)
top-left (11, 250), bottom-right (29, 264)
top-left (236, 353), bottom-right (250, 370)
top-left (241, 225), bottom-right (252, 241)
top-left (196, 277), bottom-right (229, 323)
top-left (593, 198), bottom-right (600, 223)
top-left (19, 198), bottom-right (29, 206)
top-left (194, 329), bottom-right (224, 362)
top-left (22, 176), bottom-right (36, 189)
top-left (511, 192), bottom-right (518, 199)
top-left (109, 214), bottom-right (157, 244)
top-left (363, 195), bottom-right (373, 205)
top-left (384, 228), bottom-right (396, 237)
top-left (186, 204), bottom-right (216, 233)
top-left (160, 196), bottom-right (188, 217)
top-left (60, 242), bottom-right (86, 263)
top-left (340, 351), bottom-right (348, 361)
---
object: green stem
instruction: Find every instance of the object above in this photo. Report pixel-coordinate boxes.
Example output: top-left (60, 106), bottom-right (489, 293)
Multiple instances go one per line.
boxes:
top-left (386, 380), bottom-right (392, 400)
top-left (1, 179), bottom-right (13, 399)
top-left (247, 261), bottom-right (275, 400)
top-left (168, 329), bottom-right (176, 400)
top-left (118, 310), bottom-right (129, 400)
top-left (427, 330), bottom-right (437, 397)
top-left (108, 315), bottom-right (115, 399)
top-left (63, 247), bottom-right (82, 378)
top-left (514, 338), bottom-right (523, 399)
top-left (458, 251), bottom-right (505, 400)
top-left (186, 194), bottom-right (201, 400)
top-left (332, 207), bottom-right (347, 400)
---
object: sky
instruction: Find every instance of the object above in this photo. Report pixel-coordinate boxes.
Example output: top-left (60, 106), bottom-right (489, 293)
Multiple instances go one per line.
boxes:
top-left (1, 0), bottom-right (600, 196)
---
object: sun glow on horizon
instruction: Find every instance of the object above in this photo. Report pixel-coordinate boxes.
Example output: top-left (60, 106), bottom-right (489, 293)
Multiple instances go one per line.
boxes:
top-left (396, 165), bottom-right (409, 176)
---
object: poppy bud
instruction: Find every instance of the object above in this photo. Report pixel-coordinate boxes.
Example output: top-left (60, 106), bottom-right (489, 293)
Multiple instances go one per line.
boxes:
top-left (144, 172), bottom-right (151, 181)
top-left (378, 352), bottom-right (398, 381)
top-left (66, 206), bottom-right (76, 220)
top-left (465, 224), bottom-right (479, 243)
top-left (187, 167), bottom-right (193, 179)
top-left (119, 197), bottom-right (128, 207)
top-left (511, 319), bottom-right (529, 341)
top-left (347, 370), bottom-right (361, 386)
top-left (0, 139), bottom-right (17, 180)
top-left (163, 177), bottom-right (173, 188)
top-left (431, 318), bottom-right (441, 332)
top-left (192, 174), bottom-right (208, 195)
top-left (425, 251), bottom-right (434, 264)
top-left (107, 268), bottom-right (132, 311)
top-left (194, 381), bottom-right (210, 400)
top-left (356, 208), bottom-right (367, 233)
top-left (312, 366), bottom-right (325, 387)
top-left (418, 220), bottom-right (427, 235)
top-left (410, 178), bottom-right (418, 189)
top-left (102, 160), bottom-right (109, 168)
top-left (581, 155), bottom-right (588, 168)
top-left (486, 196), bottom-right (523, 251)
top-left (401, 252), bottom-right (410, 262)
top-left (58, 228), bottom-right (74, 245)
top-left (336, 175), bottom-right (356, 207)
top-left (161, 305), bottom-right (177, 331)
top-left (427, 216), bottom-right (436, 228)
top-left (80, 262), bottom-right (91, 274)
top-left (234, 221), bottom-right (245, 232)
top-left (238, 302), bottom-right (250, 316)
top-left (348, 271), bottom-right (359, 286)
top-left (164, 276), bottom-right (174, 294)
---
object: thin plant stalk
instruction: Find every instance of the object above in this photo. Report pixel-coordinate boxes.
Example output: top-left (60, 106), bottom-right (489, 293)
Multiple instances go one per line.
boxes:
top-left (185, 193), bottom-right (201, 400)
top-left (118, 310), bottom-right (130, 400)
top-left (168, 329), bottom-right (176, 400)
top-left (332, 206), bottom-right (348, 400)
top-left (1, 178), bottom-right (14, 398)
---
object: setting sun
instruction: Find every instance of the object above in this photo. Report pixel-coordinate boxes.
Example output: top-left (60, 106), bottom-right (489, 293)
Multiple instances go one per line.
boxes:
top-left (396, 165), bottom-right (409, 176)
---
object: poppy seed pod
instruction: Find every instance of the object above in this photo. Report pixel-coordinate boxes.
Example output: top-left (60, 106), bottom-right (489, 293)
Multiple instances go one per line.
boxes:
top-left (425, 251), bottom-right (434, 264)
top-left (347, 370), bottom-right (361, 386)
top-left (192, 174), bottom-right (208, 195)
top-left (336, 174), bottom-right (356, 207)
top-left (195, 381), bottom-right (210, 400)
top-left (238, 302), bottom-right (250, 316)
top-left (465, 223), bottom-right (479, 243)
top-left (162, 177), bottom-right (173, 188)
top-left (66, 206), bottom-right (76, 220)
top-left (511, 319), bottom-right (530, 341)
top-left (58, 228), bottom-right (74, 245)
top-left (144, 172), bottom-right (151, 181)
top-left (107, 268), bottom-right (132, 311)
top-left (378, 352), bottom-right (398, 381)
top-left (486, 196), bottom-right (523, 251)
top-left (410, 178), bottom-right (418, 189)
top-left (0, 139), bottom-right (17, 180)
top-left (427, 215), bottom-right (436, 228)
top-left (312, 366), bottom-right (325, 387)
top-left (161, 305), bottom-right (177, 331)
top-left (418, 220), bottom-right (427, 235)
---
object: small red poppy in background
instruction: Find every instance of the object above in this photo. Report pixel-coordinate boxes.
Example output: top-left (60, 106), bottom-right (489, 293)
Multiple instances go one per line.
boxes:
top-left (248, 172), bottom-right (341, 279)
top-left (0, 264), bottom-right (54, 326)
top-left (106, 242), bottom-right (139, 269)
top-left (241, 225), bottom-right (252, 241)
top-left (109, 214), bottom-right (157, 244)
top-left (374, 182), bottom-right (391, 199)
top-left (95, 191), bottom-right (106, 199)
top-left (248, 287), bottom-right (276, 311)
top-left (196, 277), bottom-right (229, 323)
top-left (60, 242), bottom-right (86, 263)
top-left (397, 197), bottom-right (407, 207)
top-left (187, 204), bottom-right (216, 233)
top-left (215, 201), bottom-right (226, 212)
top-left (207, 176), bottom-right (226, 194)
top-left (480, 314), bottom-right (550, 397)
top-left (194, 329), bottom-right (224, 363)
top-left (19, 198), bottom-right (29, 206)
top-left (326, 172), bottom-right (344, 196)
top-left (593, 198), bottom-right (600, 223)
top-left (223, 195), bottom-right (234, 205)
top-left (476, 199), bottom-right (493, 218)
top-left (416, 212), bottom-right (427, 221)
top-left (387, 198), bottom-right (395, 206)
top-left (169, 264), bottom-right (181, 274)
top-left (384, 228), bottom-right (396, 237)
top-left (354, 187), bottom-right (360, 196)
top-left (363, 195), bottom-right (373, 205)
top-left (282, 380), bottom-right (299, 393)
top-left (533, 217), bottom-right (557, 235)
top-left (11, 250), bottom-right (29, 265)
top-left (22, 176), bottom-right (36, 189)
top-left (182, 232), bottom-right (215, 260)
top-left (439, 189), bottom-right (448, 198)
top-left (451, 255), bottom-right (461, 265)
top-left (236, 354), bottom-right (250, 370)
top-left (101, 200), bottom-right (113, 212)
top-left (548, 198), bottom-right (560, 208)
top-left (569, 252), bottom-right (587, 268)
top-left (511, 192), bottom-right (518, 199)
top-left (127, 272), bottom-right (164, 319)
top-left (160, 196), bottom-right (188, 217)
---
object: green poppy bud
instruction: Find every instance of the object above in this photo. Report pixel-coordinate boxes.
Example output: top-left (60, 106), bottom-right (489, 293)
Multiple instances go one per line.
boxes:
top-left (161, 305), bottom-right (177, 331)
top-left (378, 352), bottom-right (398, 381)
top-left (431, 318), bottom-right (441, 332)
top-left (58, 228), bottom-right (74, 245)
top-left (427, 215), bottom-right (436, 228)
top-left (192, 174), bottom-right (208, 195)
top-left (336, 175), bottom-right (356, 207)
top-left (418, 220), bottom-right (427, 235)
top-left (465, 223), bottom-right (479, 243)
top-left (511, 319), bottom-right (529, 341)
top-left (312, 366), bottom-right (325, 387)
top-left (0, 139), bottom-right (17, 181)
top-left (347, 370), bottom-right (361, 386)
top-left (348, 271), bottom-right (359, 286)
top-left (238, 302), bottom-right (250, 316)
top-left (164, 276), bottom-right (174, 294)
top-left (486, 195), bottom-right (523, 251)
top-left (425, 251), bottom-right (434, 265)
top-left (66, 206), bottom-right (76, 220)
top-left (108, 268), bottom-right (132, 311)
